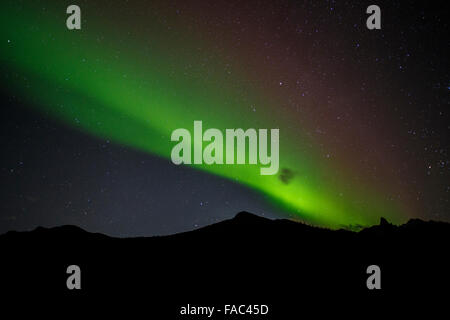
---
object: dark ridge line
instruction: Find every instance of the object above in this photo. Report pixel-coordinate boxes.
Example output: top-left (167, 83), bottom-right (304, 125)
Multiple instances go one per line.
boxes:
top-left (1, 211), bottom-right (449, 239)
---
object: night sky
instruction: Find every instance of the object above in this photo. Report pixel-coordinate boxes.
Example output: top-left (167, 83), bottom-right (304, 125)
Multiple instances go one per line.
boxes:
top-left (0, 0), bottom-right (449, 236)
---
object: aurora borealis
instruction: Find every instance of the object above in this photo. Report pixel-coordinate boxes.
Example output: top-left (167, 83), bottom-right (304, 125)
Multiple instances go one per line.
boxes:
top-left (1, 0), bottom-right (449, 234)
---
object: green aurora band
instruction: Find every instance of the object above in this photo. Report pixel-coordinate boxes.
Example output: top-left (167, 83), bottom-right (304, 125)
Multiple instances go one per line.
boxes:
top-left (1, 2), bottom-right (408, 228)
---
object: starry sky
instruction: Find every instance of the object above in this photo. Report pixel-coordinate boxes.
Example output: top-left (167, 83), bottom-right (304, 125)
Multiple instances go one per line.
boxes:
top-left (0, 0), bottom-right (449, 236)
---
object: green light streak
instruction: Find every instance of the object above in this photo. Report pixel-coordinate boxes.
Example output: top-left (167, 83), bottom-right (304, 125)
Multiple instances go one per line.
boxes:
top-left (0, 2), bottom-right (407, 228)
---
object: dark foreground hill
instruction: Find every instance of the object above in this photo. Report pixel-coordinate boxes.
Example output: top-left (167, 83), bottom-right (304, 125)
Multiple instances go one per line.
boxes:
top-left (1, 212), bottom-right (449, 316)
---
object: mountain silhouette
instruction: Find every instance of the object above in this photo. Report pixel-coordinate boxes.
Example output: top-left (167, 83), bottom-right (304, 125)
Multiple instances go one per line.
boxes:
top-left (1, 211), bottom-right (448, 316)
